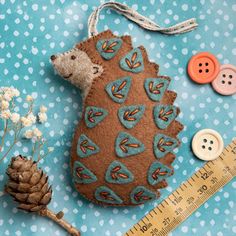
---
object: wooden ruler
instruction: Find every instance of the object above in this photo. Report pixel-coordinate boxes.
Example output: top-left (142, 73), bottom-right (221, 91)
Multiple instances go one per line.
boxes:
top-left (125, 140), bottom-right (236, 236)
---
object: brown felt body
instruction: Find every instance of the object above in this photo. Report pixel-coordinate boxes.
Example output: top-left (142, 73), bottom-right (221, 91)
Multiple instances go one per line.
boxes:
top-left (71, 30), bottom-right (183, 206)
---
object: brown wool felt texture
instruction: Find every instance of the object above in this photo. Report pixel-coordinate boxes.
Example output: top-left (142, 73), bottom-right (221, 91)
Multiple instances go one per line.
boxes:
top-left (65, 30), bottom-right (184, 206)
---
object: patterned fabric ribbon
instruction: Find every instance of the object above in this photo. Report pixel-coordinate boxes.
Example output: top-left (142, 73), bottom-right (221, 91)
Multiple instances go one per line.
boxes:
top-left (88, 1), bottom-right (198, 37)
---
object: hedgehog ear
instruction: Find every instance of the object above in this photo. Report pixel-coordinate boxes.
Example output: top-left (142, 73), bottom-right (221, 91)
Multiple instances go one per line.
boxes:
top-left (92, 64), bottom-right (103, 77)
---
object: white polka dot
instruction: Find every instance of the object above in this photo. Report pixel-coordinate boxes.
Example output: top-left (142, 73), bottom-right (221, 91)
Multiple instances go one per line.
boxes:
top-left (182, 4), bottom-right (188, 11)
top-left (232, 226), bottom-right (236, 233)
top-left (30, 225), bottom-right (37, 232)
top-left (181, 226), bottom-right (188, 233)
top-left (32, 4), bottom-right (38, 11)
top-left (81, 225), bottom-right (87, 232)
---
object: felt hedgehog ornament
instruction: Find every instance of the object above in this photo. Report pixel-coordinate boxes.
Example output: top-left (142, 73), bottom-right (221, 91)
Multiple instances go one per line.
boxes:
top-left (51, 2), bottom-right (198, 206)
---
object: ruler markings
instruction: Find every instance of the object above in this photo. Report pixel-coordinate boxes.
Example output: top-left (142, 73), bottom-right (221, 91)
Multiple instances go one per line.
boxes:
top-left (190, 176), bottom-right (195, 182)
top-left (164, 199), bottom-right (169, 205)
top-left (152, 209), bottom-right (157, 215)
top-left (206, 162), bottom-right (210, 168)
top-left (125, 141), bottom-right (236, 236)
top-left (187, 179), bottom-right (193, 186)
top-left (195, 172), bottom-right (199, 178)
top-left (157, 207), bottom-right (162, 213)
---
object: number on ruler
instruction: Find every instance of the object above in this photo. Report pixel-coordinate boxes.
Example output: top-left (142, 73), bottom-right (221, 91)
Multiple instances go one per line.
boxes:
top-left (140, 223), bottom-right (152, 233)
top-left (201, 170), bottom-right (213, 180)
top-left (197, 184), bottom-right (208, 195)
top-left (171, 196), bottom-right (183, 206)
top-left (223, 166), bottom-right (230, 175)
top-left (162, 217), bottom-right (171, 226)
top-left (211, 176), bottom-right (218, 184)
top-left (187, 197), bottom-right (194, 205)
top-left (175, 207), bottom-right (183, 215)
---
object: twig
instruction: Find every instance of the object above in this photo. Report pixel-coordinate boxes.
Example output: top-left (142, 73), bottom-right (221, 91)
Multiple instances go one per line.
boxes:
top-left (39, 208), bottom-right (80, 236)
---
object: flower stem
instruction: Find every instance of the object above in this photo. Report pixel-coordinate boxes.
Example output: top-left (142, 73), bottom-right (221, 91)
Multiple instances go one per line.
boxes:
top-left (0, 120), bottom-right (9, 153)
top-left (39, 208), bottom-right (80, 236)
top-left (0, 124), bottom-right (22, 163)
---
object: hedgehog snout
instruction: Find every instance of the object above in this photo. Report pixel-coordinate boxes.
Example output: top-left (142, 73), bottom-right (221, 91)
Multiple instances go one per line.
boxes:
top-left (50, 55), bottom-right (57, 61)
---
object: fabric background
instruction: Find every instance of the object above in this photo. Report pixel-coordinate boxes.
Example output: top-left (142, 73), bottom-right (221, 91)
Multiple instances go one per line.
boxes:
top-left (0, 0), bottom-right (235, 235)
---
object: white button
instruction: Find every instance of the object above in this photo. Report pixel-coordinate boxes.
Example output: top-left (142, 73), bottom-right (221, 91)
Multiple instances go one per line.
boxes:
top-left (192, 129), bottom-right (224, 161)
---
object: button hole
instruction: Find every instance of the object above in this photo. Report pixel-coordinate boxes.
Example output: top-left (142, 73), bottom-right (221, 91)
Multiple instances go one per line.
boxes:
top-left (222, 80), bottom-right (225, 84)
top-left (205, 69), bottom-right (209, 73)
top-left (208, 147), bottom-right (212, 151)
top-left (199, 63), bottom-right (202, 66)
top-left (199, 69), bottom-right (202, 73)
top-left (205, 62), bottom-right (209, 66)
top-left (223, 74), bottom-right (226, 78)
top-left (202, 145), bottom-right (206, 149)
top-left (203, 139), bottom-right (207, 143)
top-left (210, 140), bottom-right (214, 144)
top-left (229, 75), bottom-right (232, 79)
top-left (228, 81), bottom-right (232, 85)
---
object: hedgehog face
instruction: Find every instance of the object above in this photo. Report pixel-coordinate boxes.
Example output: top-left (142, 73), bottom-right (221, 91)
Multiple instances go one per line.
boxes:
top-left (51, 48), bottom-right (103, 97)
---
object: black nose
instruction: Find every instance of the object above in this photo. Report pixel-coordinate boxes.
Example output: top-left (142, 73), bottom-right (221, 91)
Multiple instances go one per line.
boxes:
top-left (50, 55), bottom-right (57, 61)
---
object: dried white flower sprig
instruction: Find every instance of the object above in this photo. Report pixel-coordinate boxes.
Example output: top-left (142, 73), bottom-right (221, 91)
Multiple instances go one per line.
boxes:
top-left (0, 87), bottom-right (52, 163)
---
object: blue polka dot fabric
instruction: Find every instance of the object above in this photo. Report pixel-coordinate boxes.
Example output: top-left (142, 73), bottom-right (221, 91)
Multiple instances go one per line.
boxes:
top-left (0, 0), bottom-right (235, 235)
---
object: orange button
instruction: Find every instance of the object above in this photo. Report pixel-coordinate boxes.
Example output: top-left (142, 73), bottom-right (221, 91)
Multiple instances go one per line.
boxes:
top-left (187, 52), bottom-right (220, 84)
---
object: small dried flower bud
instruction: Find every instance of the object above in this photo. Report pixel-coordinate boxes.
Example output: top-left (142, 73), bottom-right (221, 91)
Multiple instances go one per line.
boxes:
top-left (3, 92), bottom-right (13, 102)
top-left (40, 105), bottom-right (47, 113)
top-left (10, 113), bottom-right (20, 123)
top-left (27, 113), bottom-right (37, 124)
top-left (1, 100), bottom-right (9, 110)
top-left (21, 117), bottom-right (32, 127)
top-left (0, 110), bottom-right (11, 119)
top-left (12, 88), bottom-right (20, 97)
top-left (33, 128), bottom-right (42, 138)
top-left (26, 95), bottom-right (33, 102)
top-left (48, 147), bottom-right (54, 152)
top-left (24, 130), bottom-right (33, 139)
top-left (38, 112), bottom-right (47, 123)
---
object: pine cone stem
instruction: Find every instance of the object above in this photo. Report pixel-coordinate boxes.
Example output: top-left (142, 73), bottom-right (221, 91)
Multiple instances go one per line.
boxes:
top-left (39, 208), bottom-right (80, 236)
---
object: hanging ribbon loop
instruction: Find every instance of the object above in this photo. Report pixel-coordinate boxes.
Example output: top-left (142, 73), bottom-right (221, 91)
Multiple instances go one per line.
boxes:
top-left (88, 2), bottom-right (198, 37)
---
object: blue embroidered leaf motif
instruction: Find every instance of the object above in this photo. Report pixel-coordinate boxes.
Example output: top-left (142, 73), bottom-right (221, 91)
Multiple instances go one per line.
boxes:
top-left (105, 76), bottom-right (131, 103)
top-left (130, 186), bottom-right (156, 204)
top-left (77, 134), bottom-right (99, 158)
top-left (144, 78), bottom-right (169, 102)
top-left (153, 105), bottom-right (177, 129)
top-left (95, 186), bottom-right (123, 204)
top-left (96, 38), bottom-right (122, 60)
top-left (85, 106), bottom-right (108, 128)
top-left (148, 161), bottom-right (172, 186)
top-left (118, 105), bottom-right (145, 129)
top-left (73, 161), bottom-right (97, 184)
top-left (153, 134), bottom-right (178, 158)
top-left (115, 132), bottom-right (145, 158)
top-left (120, 48), bottom-right (144, 73)
top-left (105, 161), bottom-right (134, 184)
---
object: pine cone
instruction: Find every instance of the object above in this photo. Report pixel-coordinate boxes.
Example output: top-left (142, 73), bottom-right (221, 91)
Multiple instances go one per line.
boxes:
top-left (5, 155), bottom-right (52, 212)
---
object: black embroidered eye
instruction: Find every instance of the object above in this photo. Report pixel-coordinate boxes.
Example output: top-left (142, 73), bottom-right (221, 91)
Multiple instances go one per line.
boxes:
top-left (71, 55), bottom-right (76, 60)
